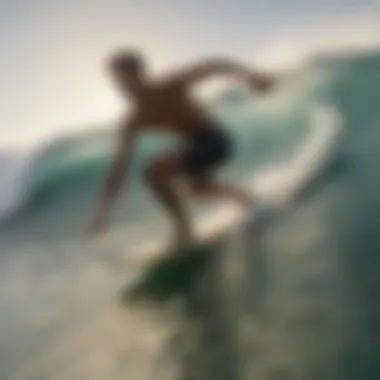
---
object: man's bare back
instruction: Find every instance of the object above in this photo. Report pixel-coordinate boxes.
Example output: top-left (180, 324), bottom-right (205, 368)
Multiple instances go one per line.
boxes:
top-left (91, 49), bottom-right (275, 247)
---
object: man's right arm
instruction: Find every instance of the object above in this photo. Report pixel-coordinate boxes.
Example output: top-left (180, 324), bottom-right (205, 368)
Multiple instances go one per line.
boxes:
top-left (90, 115), bottom-right (139, 235)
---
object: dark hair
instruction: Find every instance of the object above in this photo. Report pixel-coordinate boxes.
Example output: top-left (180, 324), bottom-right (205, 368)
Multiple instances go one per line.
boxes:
top-left (108, 49), bottom-right (144, 73)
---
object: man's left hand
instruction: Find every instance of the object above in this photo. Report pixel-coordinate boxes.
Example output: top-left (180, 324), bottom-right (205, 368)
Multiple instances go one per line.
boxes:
top-left (251, 74), bottom-right (276, 93)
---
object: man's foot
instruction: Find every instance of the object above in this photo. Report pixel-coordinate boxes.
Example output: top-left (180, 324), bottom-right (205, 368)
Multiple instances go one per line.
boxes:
top-left (170, 229), bottom-right (195, 252)
top-left (241, 200), bottom-right (272, 227)
top-left (250, 201), bottom-right (271, 218)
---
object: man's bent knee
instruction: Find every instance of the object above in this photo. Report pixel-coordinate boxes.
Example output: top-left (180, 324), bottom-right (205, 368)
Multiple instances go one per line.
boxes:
top-left (143, 162), bottom-right (161, 185)
top-left (186, 177), bottom-right (209, 195)
top-left (143, 155), bottom-right (179, 185)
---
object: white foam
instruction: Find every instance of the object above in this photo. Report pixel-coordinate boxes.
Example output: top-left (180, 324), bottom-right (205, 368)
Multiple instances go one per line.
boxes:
top-left (255, 17), bottom-right (380, 71)
top-left (251, 105), bottom-right (342, 204)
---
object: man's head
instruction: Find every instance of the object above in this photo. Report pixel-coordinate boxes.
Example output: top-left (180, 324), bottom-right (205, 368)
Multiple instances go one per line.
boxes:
top-left (108, 49), bottom-right (146, 97)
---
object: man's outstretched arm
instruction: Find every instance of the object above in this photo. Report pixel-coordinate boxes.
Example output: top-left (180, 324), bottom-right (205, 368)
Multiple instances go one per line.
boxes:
top-left (168, 58), bottom-right (274, 91)
top-left (90, 116), bottom-right (138, 235)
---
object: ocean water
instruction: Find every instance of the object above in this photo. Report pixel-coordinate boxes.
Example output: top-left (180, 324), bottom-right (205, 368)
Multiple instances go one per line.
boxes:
top-left (0, 49), bottom-right (380, 379)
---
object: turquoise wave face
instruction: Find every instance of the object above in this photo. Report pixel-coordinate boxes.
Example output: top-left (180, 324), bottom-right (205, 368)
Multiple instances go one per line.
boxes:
top-left (4, 50), bottom-right (380, 238)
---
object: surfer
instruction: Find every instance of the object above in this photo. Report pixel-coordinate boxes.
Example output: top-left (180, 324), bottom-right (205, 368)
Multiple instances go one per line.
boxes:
top-left (91, 49), bottom-right (275, 247)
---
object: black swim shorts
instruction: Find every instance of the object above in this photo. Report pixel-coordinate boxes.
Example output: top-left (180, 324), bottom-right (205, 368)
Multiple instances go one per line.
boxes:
top-left (180, 125), bottom-right (234, 176)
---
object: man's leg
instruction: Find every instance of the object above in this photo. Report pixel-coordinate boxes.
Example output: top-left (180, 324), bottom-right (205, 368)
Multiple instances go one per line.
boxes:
top-left (186, 175), bottom-right (255, 207)
top-left (144, 153), bottom-right (193, 247)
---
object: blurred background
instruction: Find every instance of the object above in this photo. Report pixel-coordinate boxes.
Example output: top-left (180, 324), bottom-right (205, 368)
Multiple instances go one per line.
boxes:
top-left (1, 0), bottom-right (380, 379)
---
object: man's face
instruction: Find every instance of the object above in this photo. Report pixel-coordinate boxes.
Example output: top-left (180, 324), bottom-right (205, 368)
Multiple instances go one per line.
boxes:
top-left (110, 66), bottom-right (142, 95)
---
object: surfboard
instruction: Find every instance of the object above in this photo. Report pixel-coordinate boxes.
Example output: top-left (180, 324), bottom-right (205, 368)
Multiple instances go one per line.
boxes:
top-left (118, 205), bottom-right (273, 305)
top-left (119, 228), bottom-right (228, 304)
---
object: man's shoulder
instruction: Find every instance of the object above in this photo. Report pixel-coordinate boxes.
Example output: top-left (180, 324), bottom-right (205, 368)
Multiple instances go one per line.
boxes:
top-left (151, 72), bottom-right (185, 92)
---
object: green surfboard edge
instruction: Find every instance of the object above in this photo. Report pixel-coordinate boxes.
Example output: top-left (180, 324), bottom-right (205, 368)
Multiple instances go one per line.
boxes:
top-left (119, 238), bottom-right (225, 304)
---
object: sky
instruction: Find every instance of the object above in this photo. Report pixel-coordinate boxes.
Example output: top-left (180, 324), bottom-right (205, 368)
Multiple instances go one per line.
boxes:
top-left (0, 0), bottom-right (379, 150)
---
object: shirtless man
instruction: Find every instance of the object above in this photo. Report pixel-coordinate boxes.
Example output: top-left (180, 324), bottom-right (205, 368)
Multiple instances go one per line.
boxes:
top-left (91, 49), bottom-right (274, 247)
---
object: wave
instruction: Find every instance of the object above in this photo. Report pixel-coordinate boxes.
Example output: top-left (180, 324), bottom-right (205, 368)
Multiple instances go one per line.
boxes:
top-left (1, 49), bottom-right (380, 233)
top-left (2, 48), bottom-right (380, 380)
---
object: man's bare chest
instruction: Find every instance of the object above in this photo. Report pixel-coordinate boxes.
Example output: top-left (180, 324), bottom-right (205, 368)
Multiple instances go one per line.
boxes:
top-left (136, 89), bottom-right (193, 125)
